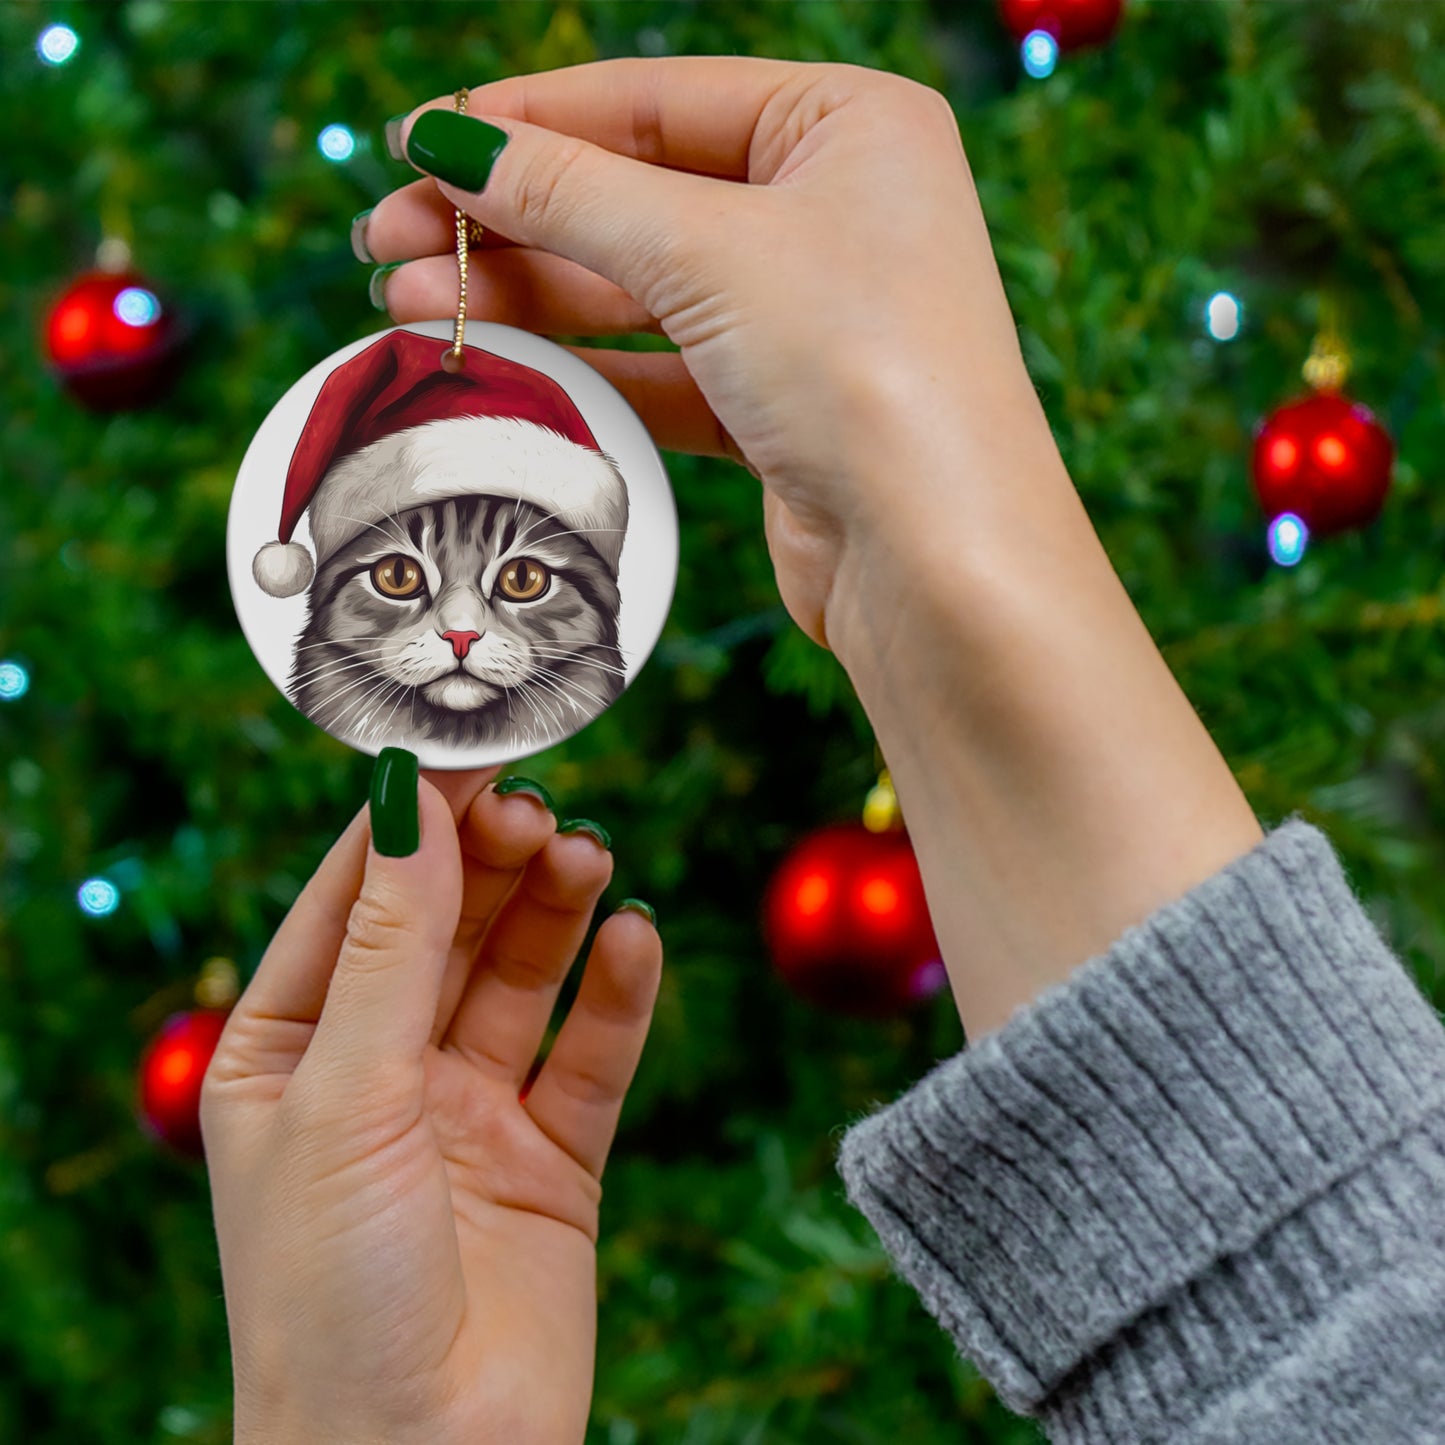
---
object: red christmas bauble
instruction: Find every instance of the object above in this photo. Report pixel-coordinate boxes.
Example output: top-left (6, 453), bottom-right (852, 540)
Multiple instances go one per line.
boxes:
top-left (44, 270), bottom-right (182, 410)
top-left (137, 1009), bottom-right (230, 1157)
top-left (1251, 392), bottom-right (1394, 537)
top-left (998, 0), bottom-right (1124, 49)
top-left (763, 822), bottom-right (945, 1017)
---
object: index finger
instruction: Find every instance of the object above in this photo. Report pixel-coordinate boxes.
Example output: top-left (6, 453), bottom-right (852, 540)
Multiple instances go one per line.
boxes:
top-left (413, 54), bottom-right (808, 181)
top-left (422, 765), bottom-right (502, 824)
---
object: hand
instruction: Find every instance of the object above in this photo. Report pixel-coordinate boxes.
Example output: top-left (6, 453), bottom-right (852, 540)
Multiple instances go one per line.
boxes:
top-left (362, 56), bottom-right (1054, 654)
top-left (201, 766), bottom-right (662, 1445)
top-left (362, 60), bottom-right (1263, 1040)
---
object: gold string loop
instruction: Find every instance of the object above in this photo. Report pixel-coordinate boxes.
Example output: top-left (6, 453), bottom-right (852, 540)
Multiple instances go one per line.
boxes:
top-left (441, 88), bottom-right (480, 373)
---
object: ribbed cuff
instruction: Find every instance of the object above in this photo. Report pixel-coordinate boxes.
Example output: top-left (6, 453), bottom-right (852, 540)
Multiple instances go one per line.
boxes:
top-left (836, 817), bottom-right (1445, 1437)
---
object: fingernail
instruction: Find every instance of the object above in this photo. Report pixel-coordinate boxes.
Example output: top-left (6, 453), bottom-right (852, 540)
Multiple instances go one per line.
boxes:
top-left (493, 775), bottom-right (555, 812)
top-left (558, 818), bottom-right (611, 851)
top-left (405, 110), bottom-right (510, 192)
top-left (617, 898), bottom-right (656, 926)
top-left (368, 261), bottom-right (403, 311)
top-left (384, 113), bottom-right (409, 162)
top-left (350, 208), bottom-right (375, 263)
top-left (370, 747), bottom-right (420, 857)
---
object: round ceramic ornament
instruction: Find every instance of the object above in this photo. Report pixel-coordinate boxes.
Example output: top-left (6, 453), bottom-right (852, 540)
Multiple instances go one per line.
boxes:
top-left (227, 318), bottom-right (677, 769)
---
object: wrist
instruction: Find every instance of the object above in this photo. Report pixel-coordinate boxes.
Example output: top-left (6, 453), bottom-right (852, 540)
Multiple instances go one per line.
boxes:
top-left (823, 370), bottom-right (1078, 677)
top-left (823, 409), bottom-right (1262, 1039)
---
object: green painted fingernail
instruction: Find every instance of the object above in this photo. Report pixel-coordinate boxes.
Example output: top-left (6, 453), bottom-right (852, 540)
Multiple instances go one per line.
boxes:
top-left (370, 747), bottom-right (419, 857)
top-left (350, 208), bottom-right (375, 264)
top-left (494, 775), bottom-right (555, 812)
top-left (405, 110), bottom-right (510, 192)
top-left (617, 898), bottom-right (656, 926)
top-left (368, 261), bottom-right (403, 311)
top-left (384, 113), bottom-right (409, 162)
top-left (558, 818), bottom-right (611, 851)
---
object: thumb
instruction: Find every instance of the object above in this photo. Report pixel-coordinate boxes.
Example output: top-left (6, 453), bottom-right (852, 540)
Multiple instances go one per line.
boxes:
top-left (303, 750), bottom-right (463, 1090)
top-left (398, 106), bottom-right (742, 315)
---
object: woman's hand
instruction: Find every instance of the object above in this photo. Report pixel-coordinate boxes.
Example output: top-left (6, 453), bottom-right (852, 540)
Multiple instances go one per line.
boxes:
top-left (362, 59), bottom-right (1263, 1040)
top-left (362, 56), bottom-right (1053, 656)
top-left (202, 762), bottom-right (661, 1445)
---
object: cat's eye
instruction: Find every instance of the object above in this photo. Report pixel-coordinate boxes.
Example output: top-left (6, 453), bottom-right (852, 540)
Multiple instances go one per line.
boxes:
top-left (371, 555), bottom-right (425, 599)
top-left (498, 557), bottom-right (550, 602)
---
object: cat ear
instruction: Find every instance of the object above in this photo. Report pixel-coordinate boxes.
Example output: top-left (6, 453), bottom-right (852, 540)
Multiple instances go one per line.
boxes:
top-left (253, 540), bottom-right (315, 598)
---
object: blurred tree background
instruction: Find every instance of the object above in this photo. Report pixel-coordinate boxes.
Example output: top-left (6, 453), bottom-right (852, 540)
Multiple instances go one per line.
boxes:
top-left (2, 1), bottom-right (1444, 1442)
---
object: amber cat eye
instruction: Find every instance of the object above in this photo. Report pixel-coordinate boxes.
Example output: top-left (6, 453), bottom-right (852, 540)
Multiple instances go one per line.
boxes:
top-left (371, 555), bottom-right (425, 599)
top-left (498, 557), bottom-right (550, 601)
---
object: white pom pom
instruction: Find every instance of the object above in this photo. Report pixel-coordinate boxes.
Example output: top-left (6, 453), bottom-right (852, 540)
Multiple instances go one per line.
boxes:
top-left (253, 541), bottom-right (314, 598)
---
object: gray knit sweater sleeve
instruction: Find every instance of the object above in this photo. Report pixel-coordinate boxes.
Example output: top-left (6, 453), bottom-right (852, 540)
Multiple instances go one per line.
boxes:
top-left (835, 818), bottom-right (1445, 1443)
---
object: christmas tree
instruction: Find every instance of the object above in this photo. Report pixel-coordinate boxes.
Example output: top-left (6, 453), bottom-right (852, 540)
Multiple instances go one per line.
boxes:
top-left (3, 3), bottom-right (1443, 1442)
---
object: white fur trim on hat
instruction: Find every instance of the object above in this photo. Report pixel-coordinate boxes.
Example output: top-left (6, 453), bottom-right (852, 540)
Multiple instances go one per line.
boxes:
top-left (305, 415), bottom-right (629, 575)
top-left (253, 540), bottom-right (315, 598)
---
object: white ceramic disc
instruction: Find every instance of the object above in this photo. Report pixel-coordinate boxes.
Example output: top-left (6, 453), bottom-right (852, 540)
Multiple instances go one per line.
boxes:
top-left (227, 320), bottom-right (677, 769)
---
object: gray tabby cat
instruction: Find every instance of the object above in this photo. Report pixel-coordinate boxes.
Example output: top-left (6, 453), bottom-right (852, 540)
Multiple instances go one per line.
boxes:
top-left (290, 493), bottom-right (624, 751)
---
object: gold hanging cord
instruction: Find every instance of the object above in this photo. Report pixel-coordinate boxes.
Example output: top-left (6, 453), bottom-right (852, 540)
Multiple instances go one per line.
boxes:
top-left (441, 88), bottom-right (481, 373)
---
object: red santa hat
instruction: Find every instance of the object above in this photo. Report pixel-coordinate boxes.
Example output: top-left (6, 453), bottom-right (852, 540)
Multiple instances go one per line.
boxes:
top-left (252, 329), bottom-right (629, 598)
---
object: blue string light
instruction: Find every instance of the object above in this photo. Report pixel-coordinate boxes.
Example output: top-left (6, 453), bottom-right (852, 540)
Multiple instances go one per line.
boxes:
top-left (0, 660), bottom-right (28, 701)
top-left (1268, 512), bottom-right (1309, 567)
top-left (114, 287), bottom-right (162, 328)
top-left (37, 24), bottom-right (79, 66)
top-left (318, 124), bottom-right (356, 162)
top-left (1021, 30), bottom-right (1059, 79)
top-left (78, 878), bottom-right (121, 918)
top-left (1205, 291), bottom-right (1243, 342)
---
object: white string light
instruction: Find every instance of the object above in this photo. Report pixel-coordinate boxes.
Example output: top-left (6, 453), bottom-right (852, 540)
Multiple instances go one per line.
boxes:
top-left (0, 660), bottom-right (29, 701)
top-left (37, 24), bottom-right (79, 66)
top-left (318, 124), bottom-right (356, 162)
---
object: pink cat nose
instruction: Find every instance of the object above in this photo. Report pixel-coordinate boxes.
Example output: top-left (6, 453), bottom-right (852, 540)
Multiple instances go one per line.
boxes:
top-left (442, 630), bottom-right (481, 660)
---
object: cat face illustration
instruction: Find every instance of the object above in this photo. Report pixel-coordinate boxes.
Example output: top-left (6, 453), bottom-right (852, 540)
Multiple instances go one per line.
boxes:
top-left (289, 493), bottom-right (623, 752)
top-left (244, 330), bottom-right (642, 759)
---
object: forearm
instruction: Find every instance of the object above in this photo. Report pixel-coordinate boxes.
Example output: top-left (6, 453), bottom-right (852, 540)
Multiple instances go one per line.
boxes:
top-left (826, 379), bottom-right (1262, 1040)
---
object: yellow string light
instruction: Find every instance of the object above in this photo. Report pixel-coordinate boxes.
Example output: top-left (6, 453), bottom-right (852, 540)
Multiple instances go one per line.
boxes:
top-left (194, 956), bottom-right (240, 1011)
top-left (863, 768), bottom-right (902, 833)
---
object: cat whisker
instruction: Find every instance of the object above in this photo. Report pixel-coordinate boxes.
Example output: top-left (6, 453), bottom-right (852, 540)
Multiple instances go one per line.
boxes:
top-left (292, 637), bottom-right (397, 654)
top-left (507, 516), bottom-right (629, 557)
top-left (525, 636), bottom-right (634, 665)
top-left (526, 677), bottom-right (610, 738)
top-left (519, 673), bottom-right (592, 736)
top-left (289, 652), bottom-right (394, 688)
top-left (288, 663), bottom-right (396, 698)
top-left (510, 676), bottom-right (567, 735)
top-left (313, 669), bottom-right (407, 724)
top-left (520, 679), bottom-right (575, 742)
top-left (374, 670), bottom-right (419, 745)
top-left (346, 680), bottom-right (410, 746)
top-left (527, 664), bottom-right (611, 713)
top-left (330, 509), bottom-right (421, 560)
top-left (524, 647), bottom-right (629, 679)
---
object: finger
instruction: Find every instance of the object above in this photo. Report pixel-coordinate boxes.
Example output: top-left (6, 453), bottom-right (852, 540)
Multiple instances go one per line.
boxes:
top-left (399, 107), bottom-right (753, 308)
top-left (421, 765), bottom-right (502, 824)
top-left (301, 778), bottom-right (464, 1086)
top-left (440, 827), bottom-right (614, 1084)
top-left (429, 782), bottom-right (558, 1049)
top-left (429, 56), bottom-right (809, 180)
top-left (523, 908), bottom-right (663, 1181)
top-left (210, 804), bottom-right (371, 1071)
top-left (379, 248), bottom-right (662, 336)
top-left (361, 177), bottom-right (522, 262)
top-left (556, 346), bottom-right (746, 464)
